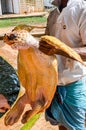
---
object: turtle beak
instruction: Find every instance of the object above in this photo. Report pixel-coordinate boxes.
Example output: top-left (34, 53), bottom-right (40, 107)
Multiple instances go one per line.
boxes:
top-left (6, 34), bottom-right (17, 40)
top-left (4, 33), bottom-right (17, 45)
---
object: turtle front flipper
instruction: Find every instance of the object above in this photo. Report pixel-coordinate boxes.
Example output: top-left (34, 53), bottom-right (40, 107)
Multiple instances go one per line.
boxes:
top-left (40, 35), bottom-right (86, 66)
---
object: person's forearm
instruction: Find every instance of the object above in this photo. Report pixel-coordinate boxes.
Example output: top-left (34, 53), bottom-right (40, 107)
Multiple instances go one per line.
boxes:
top-left (74, 47), bottom-right (86, 61)
top-left (39, 40), bottom-right (86, 61)
top-left (53, 46), bottom-right (86, 61)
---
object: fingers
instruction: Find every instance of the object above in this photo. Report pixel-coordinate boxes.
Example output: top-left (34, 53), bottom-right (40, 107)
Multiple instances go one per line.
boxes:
top-left (39, 41), bottom-right (54, 49)
top-left (0, 108), bottom-right (6, 113)
top-left (0, 105), bottom-right (10, 113)
top-left (39, 41), bottom-right (57, 55)
top-left (39, 41), bottom-right (53, 55)
top-left (3, 102), bottom-right (11, 109)
top-left (0, 94), bottom-right (10, 113)
top-left (0, 102), bottom-right (10, 113)
top-left (0, 104), bottom-right (10, 113)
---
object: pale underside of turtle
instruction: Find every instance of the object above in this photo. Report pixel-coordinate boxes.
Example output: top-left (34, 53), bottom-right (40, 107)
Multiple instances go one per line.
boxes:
top-left (3, 27), bottom-right (85, 126)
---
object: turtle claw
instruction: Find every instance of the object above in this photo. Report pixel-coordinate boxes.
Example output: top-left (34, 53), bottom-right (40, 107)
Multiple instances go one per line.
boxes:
top-left (5, 109), bottom-right (22, 125)
top-left (5, 113), bottom-right (15, 126)
top-left (21, 117), bottom-right (27, 124)
top-left (21, 110), bottom-right (31, 124)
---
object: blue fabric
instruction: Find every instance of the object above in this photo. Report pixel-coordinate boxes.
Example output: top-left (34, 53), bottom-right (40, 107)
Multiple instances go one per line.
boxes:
top-left (65, 77), bottom-right (86, 108)
top-left (46, 77), bottom-right (86, 130)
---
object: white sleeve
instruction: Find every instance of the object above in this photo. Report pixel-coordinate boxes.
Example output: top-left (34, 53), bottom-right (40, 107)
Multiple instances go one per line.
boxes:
top-left (79, 7), bottom-right (86, 45)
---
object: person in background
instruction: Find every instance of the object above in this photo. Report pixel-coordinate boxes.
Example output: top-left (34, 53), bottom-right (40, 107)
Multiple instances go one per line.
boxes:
top-left (0, 94), bottom-right (10, 113)
top-left (0, 56), bottom-right (20, 117)
top-left (39, 0), bottom-right (86, 129)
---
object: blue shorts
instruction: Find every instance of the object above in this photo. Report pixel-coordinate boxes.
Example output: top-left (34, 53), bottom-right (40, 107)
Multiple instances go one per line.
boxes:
top-left (45, 77), bottom-right (86, 130)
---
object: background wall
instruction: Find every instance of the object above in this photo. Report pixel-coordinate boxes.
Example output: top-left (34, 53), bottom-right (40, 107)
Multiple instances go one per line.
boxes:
top-left (0, 0), bottom-right (2, 15)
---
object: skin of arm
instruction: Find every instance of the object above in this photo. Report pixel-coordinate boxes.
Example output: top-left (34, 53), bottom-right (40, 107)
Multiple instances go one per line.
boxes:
top-left (74, 46), bottom-right (86, 61)
top-left (52, 45), bottom-right (86, 61)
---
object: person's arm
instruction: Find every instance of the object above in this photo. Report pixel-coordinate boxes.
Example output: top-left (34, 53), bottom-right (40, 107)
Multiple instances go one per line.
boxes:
top-left (50, 45), bottom-right (86, 61)
top-left (39, 41), bottom-right (86, 61)
top-left (45, 8), bottom-right (60, 35)
top-left (74, 46), bottom-right (86, 61)
top-left (0, 94), bottom-right (10, 113)
top-left (76, 5), bottom-right (86, 61)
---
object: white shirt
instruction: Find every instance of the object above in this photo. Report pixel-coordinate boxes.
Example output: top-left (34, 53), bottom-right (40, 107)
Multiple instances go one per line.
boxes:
top-left (49, 0), bottom-right (86, 85)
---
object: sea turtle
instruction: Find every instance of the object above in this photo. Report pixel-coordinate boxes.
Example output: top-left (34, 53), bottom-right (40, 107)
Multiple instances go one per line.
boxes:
top-left (3, 26), bottom-right (85, 126)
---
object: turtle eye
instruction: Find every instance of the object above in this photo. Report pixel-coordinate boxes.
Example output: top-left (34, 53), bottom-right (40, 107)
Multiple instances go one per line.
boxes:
top-left (7, 34), bottom-right (17, 40)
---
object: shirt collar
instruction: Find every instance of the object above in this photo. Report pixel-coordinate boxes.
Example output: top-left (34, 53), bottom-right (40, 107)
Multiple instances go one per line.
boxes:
top-left (56, 0), bottom-right (84, 14)
top-left (67, 0), bottom-right (84, 7)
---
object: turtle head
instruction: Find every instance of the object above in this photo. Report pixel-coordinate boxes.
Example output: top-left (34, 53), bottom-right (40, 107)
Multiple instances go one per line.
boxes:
top-left (4, 29), bottom-right (38, 50)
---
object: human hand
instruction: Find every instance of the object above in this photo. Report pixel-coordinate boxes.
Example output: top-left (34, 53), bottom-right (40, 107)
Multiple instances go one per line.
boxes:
top-left (0, 94), bottom-right (10, 113)
top-left (39, 41), bottom-right (58, 55)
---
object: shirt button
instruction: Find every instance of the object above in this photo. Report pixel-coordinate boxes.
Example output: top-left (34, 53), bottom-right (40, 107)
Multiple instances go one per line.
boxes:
top-left (63, 25), bottom-right (66, 29)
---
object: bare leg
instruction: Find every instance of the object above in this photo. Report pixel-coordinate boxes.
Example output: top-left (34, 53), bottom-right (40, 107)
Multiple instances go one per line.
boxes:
top-left (5, 93), bottom-right (28, 126)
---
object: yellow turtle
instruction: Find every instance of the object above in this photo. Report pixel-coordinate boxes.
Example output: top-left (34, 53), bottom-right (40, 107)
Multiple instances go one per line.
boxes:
top-left (3, 25), bottom-right (85, 126)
